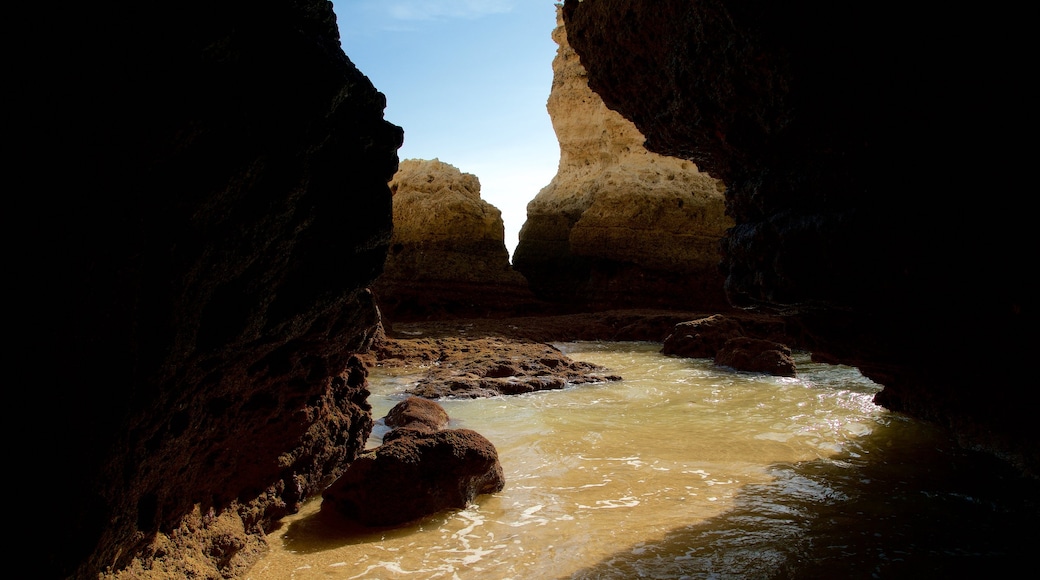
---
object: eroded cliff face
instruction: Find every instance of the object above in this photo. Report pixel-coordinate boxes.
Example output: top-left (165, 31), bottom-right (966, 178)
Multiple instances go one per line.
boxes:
top-left (561, 0), bottom-right (1034, 473)
top-left (371, 159), bottom-right (539, 320)
top-left (21, 2), bottom-right (402, 578)
top-left (512, 8), bottom-right (734, 311)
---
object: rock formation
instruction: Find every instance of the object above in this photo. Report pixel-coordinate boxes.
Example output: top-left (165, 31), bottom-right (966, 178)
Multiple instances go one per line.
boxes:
top-left (321, 399), bottom-right (505, 527)
top-left (372, 158), bottom-right (540, 321)
top-left (513, 7), bottom-right (734, 311)
top-left (662, 314), bottom-right (796, 376)
top-left (20, 2), bottom-right (401, 578)
top-left (370, 334), bottom-right (622, 398)
top-left (383, 396), bottom-right (451, 433)
top-left (560, 0), bottom-right (1035, 473)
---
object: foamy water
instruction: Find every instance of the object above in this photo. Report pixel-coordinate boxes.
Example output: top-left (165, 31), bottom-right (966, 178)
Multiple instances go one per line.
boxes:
top-left (246, 342), bottom-right (1037, 579)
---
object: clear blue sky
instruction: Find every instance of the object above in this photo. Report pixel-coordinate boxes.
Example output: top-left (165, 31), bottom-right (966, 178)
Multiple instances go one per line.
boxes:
top-left (331, 1), bottom-right (563, 258)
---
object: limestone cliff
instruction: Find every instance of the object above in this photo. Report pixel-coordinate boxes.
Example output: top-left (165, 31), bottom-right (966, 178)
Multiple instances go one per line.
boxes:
top-left (18, 2), bottom-right (402, 578)
top-left (371, 159), bottom-right (539, 320)
top-left (561, 0), bottom-right (1035, 474)
top-left (513, 7), bottom-right (733, 311)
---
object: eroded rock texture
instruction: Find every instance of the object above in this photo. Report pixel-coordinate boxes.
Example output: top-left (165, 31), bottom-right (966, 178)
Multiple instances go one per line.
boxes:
top-left (321, 400), bottom-right (505, 527)
top-left (368, 332), bottom-right (622, 399)
top-left (21, 2), bottom-right (402, 578)
top-left (513, 8), bottom-right (733, 311)
top-left (562, 0), bottom-right (1034, 472)
top-left (372, 158), bottom-right (539, 320)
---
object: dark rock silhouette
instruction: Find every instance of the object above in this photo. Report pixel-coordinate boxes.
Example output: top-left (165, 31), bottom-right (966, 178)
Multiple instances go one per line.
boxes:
top-left (561, 0), bottom-right (1035, 474)
top-left (715, 337), bottom-right (796, 377)
top-left (19, 2), bottom-right (402, 578)
top-left (662, 314), bottom-right (795, 376)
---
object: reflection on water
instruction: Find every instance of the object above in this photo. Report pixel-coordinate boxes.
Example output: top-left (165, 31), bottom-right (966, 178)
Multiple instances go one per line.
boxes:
top-left (247, 342), bottom-right (1039, 579)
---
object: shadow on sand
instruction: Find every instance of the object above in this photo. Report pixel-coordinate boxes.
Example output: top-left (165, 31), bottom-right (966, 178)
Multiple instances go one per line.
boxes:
top-left (566, 416), bottom-right (1040, 579)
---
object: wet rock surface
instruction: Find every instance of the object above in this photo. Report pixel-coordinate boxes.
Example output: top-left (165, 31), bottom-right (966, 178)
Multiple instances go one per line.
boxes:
top-left (321, 399), bottom-right (505, 527)
top-left (662, 313), bottom-right (796, 376)
top-left (363, 309), bottom-right (802, 397)
top-left (715, 337), bottom-right (796, 377)
top-left (370, 335), bottom-right (622, 399)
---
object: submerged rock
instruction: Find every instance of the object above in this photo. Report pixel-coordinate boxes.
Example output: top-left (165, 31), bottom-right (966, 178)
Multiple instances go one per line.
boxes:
top-left (383, 396), bottom-right (450, 432)
top-left (321, 400), bottom-right (504, 527)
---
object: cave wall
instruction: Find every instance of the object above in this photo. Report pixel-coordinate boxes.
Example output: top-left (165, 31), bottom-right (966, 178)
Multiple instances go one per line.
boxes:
top-left (561, 0), bottom-right (1035, 472)
top-left (17, 2), bottom-right (402, 577)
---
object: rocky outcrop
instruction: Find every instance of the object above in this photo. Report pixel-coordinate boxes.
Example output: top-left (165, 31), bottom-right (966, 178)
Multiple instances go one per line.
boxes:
top-left (321, 399), bottom-right (505, 527)
top-left (372, 158), bottom-right (540, 321)
top-left (662, 314), bottom-right (796, 376)
top-left (21, 3), bottom-right (402, 578)
top-left (662, 315), bottom-right (746, 359)
top-left (715, 337), bottom-right (796, 377)
top-left (561, 0), bottom-right (1035, 473)
top-left (513, 7), bottom-right (733, 311)
top-left (370, 335), bottom-right (622, 398)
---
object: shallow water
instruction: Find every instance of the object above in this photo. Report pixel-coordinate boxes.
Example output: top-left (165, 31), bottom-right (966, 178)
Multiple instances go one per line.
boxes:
top-left (247, 342), bottom-right (1038, 579)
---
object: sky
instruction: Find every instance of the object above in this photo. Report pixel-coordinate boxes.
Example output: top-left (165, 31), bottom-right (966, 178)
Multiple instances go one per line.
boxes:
top-left (331, 1), bottom-right (563, 258)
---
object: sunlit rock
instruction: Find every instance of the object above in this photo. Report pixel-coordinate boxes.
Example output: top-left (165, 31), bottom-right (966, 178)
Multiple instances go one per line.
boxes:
top-left (513, 7), bottom-right (733, 311)
top-left (372, 158), bottom-right (539, 320)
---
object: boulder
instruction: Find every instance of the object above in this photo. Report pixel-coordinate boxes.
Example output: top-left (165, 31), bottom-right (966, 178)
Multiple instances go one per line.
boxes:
top-left (384, 396), bottom-right (451, 432)
top-left (512, 7), bottom-right (733, 311)
top-left (662, 314), bottom-right (796, 376)
top-left (372, 158), bottom-right (540, 320)
top-left (661, 314), bottom-right (746, 358)
top-left (715, 337), bottom-right (796, 377)
top-left (321, 426), bottom-right (505, 527)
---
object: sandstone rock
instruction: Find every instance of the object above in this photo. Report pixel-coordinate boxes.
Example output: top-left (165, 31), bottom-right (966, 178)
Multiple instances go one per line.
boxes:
top-left (372, 158), bottom-right (539, 320)
top-left (384, 396), bottom-right (451, 432)
top-left (715, 337), bottom-right (796, 377)
top-left (321, 427), bottom-right (505, 527)
top-left (22, 2), bottom-right (402, 578)
top-left (512, 7), bottom-right (733, 311)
